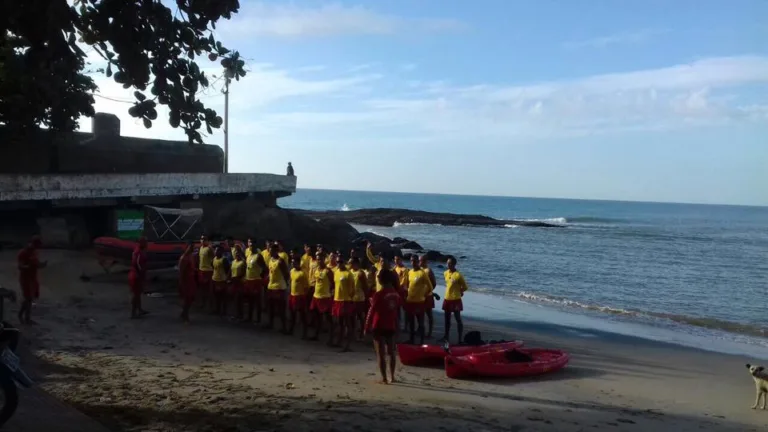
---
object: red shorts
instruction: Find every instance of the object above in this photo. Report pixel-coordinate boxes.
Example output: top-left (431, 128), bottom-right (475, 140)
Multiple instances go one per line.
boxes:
top-left (289, 294), bottom-right (308, 312)
top-left (355, 300), bottom-right (368, 314)
top-left (403, 301), bottom-right (425, 317)
top-left (20, 279), bottom-right (39, 301)
top-left (198, 270), bottom-right (213, 287)
top-left (128, 272), bottom-right (144, 296)
top-left (243, 279), bottom-right (264, 295)
top-left (213, 281), bottom-right (227, 293)
top-left (425, 294), bottom-right (435, 309)
top-left (179, 282), bottom-right (196, 301)
top-left (267, 289), bottom-right (286, 300)
top-left (332, 301), bottom-right (356, 318)
top-left (310, 297), bottom-right (333, 314)
top-left (229, 280), bottom-right (243, 295)
top-left (442, 299), bottom-right (463, 312)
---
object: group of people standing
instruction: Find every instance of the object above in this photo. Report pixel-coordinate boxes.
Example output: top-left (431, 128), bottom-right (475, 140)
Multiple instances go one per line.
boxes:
top-left (128, 235), bottom-right (470, 383)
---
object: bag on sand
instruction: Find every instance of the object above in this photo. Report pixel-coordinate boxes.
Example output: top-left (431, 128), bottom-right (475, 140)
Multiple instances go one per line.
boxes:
top-left (463, 331), bottom-right (483, 345)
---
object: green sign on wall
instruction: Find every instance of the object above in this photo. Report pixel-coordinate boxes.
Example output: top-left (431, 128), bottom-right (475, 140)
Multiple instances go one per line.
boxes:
top-left (116, 210), bottom-right (144, 240)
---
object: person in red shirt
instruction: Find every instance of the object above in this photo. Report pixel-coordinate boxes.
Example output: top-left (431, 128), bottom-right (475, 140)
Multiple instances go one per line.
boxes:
top-left (178, 242), bottom-right (196, 323)
top-left (364, 263), bottom-right (402, 384)
top-left (17, 236), bottom-right (46, 325)
top-left (129, 237), bottom-right (149, 319)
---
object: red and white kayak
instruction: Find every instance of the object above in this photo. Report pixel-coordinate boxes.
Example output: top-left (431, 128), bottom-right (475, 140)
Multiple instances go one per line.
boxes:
top-left (444, 348), bottom-right (569, 379)
top-left (397, 340), bottom-right (524, 367)
top-left (93, 237), bottom-right (245, 270)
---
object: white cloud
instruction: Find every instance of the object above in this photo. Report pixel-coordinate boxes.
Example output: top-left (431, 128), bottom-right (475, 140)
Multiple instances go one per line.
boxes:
top-left (564, 29), bottom-right (668, 49)
top-left (79, 55), bottom-right (768, 148)
top-left (221, 2), bottom-right (464, 38)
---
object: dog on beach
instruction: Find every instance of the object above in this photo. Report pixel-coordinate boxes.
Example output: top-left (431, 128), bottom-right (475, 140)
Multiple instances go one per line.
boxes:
top-left (746, 364), bottom-right (768, 410)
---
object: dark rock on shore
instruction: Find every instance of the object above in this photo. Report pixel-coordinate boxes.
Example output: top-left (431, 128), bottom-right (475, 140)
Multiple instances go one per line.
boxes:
top-left (296, 208), bottom-right (565, 228)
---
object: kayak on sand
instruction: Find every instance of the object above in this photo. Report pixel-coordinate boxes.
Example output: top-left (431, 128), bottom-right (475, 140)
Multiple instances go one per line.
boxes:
top-left (397, 340), bottom-right (524, 367)
top-left (444, 348), bottom-right (570, 379)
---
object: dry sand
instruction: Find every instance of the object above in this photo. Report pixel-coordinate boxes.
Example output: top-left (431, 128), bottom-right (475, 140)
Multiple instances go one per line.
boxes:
top-left (1, 249), bottom-right (766, 431)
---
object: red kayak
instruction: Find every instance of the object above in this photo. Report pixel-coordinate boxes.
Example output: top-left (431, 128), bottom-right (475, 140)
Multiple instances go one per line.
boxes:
top-left (398, 340), bottom-right (524, 367)
top-left (445, 348), bottom-right (569, 379)
top-left (94, 237), bottom-right (244, 271)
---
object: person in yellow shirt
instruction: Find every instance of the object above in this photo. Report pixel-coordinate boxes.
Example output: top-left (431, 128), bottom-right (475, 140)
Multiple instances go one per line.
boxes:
top-left (332, 259), bottom-right (356, 351)
top-left (289, 255), bottom-right (310, 339)
top-left (327, 252), bottom-right (339, 272)
top-left (365, 242), bottom-right (386, 292)
top-left (211, 246), bottom-right (230, 316)
top-left (229, 246), bottom-right (246, 320)
top-left (243, 242), bottom-right (267, 323)
top-left (310, 253), bottom-right (335, 343)
top-left (350, 257), bottom-right (369, 340)
top-left (265, 243), bottom-right (290, 333)
top-left (442, 257), bottom-right (468, 344)
top-left (244, 238), bottom-right (255, 259)
top-left (393, 255), bottom-right (409, 331)
top-left (404, 255), bottom-right (433, 345)
top-left (197, 235), bottom-right (214, 309)
top-left (419, 255), bottom-right (439, 339)
top-left (304, 244), bottom-right (318, 308)
top-left (277, 242), bottom-right (290, 265)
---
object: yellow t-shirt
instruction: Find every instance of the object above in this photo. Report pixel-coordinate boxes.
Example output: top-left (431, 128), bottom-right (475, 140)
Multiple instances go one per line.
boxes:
top-left (290, 268), bottom-right (309, 296)
top-left (279, 251), bottom-right (289, 265)
top-left (260, 249), bottom-right (271, 267)
top-left (245, 248), bottom-right (252, 259)
top-left (352, 269), bottom-right (367, 302)
top-left (395, 265), bottom-right (408, 289)
top-left (444, 270), bottom-right (468, 301)
top-left (365, 248), bottom-right (383, 270)
top-left (230, 259), bottom-right (245, 279)
top-left (301, 253), bottom-right (312, 274)
top-left (199, 246), bottom-right (213, 271)
top-left (212, 256), bottom-right (227, 282)
top-left (308, 258), bottom-right (318, 286)
top-left (366, 269), bottom-right (376, 291)
top-left (406, 268), bottom-right (433, 303)
top-left (267, 257), bottom-right (287, 291)
top-left (313, 268), bottom-right (332, 299)
top-left (245, 254), bottom-right (262, 281)
top-left (333, 269), bottom-right (354, 302)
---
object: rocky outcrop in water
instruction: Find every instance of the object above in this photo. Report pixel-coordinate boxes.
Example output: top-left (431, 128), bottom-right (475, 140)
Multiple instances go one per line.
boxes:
top-left (296, 208), bottom-right (564, 228)
top-left (202, 201), bottom-right (454, 261)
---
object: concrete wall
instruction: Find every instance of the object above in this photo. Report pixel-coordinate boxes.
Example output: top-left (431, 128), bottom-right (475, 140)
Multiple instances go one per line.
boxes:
top-left (0, 173), bottom-right (297, 202)
top-left (0, 128), bottom-right (223, 174)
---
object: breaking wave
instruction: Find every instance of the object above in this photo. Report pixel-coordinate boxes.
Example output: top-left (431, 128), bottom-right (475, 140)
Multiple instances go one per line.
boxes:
top-left (513, 291), bottom-right (768, 338)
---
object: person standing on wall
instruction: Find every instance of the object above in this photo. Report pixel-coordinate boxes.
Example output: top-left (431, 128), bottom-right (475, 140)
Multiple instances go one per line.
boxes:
top-left (17, 236), bottom-right (46, 325)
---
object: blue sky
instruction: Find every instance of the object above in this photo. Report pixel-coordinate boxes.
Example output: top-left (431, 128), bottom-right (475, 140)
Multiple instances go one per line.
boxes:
top-left (85, 0), bottom-right (768, 206)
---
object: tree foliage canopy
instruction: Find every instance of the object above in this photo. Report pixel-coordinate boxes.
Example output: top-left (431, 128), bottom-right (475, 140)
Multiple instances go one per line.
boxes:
top-left (0, 0), bottom-right (246, 144)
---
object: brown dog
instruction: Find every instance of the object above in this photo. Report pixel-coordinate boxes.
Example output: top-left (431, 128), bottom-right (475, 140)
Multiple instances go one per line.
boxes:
top-left (746, 364), bottom-right (768, 410)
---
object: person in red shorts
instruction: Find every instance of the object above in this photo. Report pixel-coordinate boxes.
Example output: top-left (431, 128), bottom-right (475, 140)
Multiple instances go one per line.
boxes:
top-left (129, 236), bottom-right (149, 319)
top-left (309, 253), bottom-right (335, 343)
top-left (288, 254), bottom-right (310, 338)
top-left (178, 242), bottom-right (196, 323)
top-left (419, 255), bottom-right (439, 339)
top-left (365, 265), bottom-right (401, 384)
top-left (441, 257), bottom-right (469, 344)
top-left (17, 236), bottom-right (46, 325)
top-left (404, 255), bottom-right (433, 345)
top-left (196, 235), bottom-right (214, 309)
top-left (229, 246), bottom-right (246, 320)
top-left (242, 242), bottom-right (267, 323)
top-left (332, 259), bottom-right (356, 351)
top-left (349, 257), bottom-right (369, 340)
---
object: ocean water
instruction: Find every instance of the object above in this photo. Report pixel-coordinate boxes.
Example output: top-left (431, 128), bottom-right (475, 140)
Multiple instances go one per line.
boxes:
top-left (280, 189), bottom-right (768, 358)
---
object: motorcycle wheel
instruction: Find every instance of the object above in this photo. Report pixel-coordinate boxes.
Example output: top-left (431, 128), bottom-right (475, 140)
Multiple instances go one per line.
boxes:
top-left (0, 369), bottom-right (18, 427)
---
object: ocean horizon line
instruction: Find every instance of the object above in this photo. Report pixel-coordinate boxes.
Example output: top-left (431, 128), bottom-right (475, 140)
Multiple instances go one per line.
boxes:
top-left (290, 187), bottom-right (768, 209)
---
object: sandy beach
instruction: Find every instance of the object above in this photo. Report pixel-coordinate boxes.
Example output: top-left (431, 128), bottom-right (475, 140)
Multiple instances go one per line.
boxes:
top-left (2, 249), bottom-right (767, 432)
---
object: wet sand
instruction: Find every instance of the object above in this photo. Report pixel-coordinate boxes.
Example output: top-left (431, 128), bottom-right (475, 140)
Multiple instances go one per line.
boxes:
top-left (2, 249), bottom-right (767, 431)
